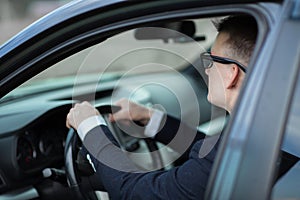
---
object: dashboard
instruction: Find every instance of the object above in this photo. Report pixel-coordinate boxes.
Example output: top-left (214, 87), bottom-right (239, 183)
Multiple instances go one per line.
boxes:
top-left (0, 104), bottom-right (70, 193)
top-left (15, 108), bottom-right (68, 172)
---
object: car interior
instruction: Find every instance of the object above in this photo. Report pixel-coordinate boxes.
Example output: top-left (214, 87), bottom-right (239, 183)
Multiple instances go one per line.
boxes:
top-left (0, 8), bottom-right (299, 199)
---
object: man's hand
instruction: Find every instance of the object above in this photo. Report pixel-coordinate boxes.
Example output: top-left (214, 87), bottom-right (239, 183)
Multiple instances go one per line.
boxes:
top-left (109, 98), bottom-right (153, 126)
top-left (66, 101), bottom-right (100, 130)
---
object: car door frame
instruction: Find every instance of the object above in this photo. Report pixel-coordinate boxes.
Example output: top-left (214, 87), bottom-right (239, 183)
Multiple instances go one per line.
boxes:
top-left (206, 0), bottom-right (300, 199)
top-left (0, 0), bottom-right (286, 198)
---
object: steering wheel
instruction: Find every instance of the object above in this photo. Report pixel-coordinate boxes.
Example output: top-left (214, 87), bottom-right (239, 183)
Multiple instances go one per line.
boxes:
top-left (64, 105), bottom-right (163, 199)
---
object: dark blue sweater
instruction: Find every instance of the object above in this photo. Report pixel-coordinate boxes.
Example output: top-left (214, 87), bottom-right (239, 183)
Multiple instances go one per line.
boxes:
top-left (81, 115), bottom-right (221, 200)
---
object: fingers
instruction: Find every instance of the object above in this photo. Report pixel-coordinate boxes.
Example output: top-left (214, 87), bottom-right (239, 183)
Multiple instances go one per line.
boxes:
top-left (66, 112), bottom-right (71, 129)
top-left (66, 101), bottom-right (99, 130)
top-left (66, 107), bottom-right (76, 129)
top-left (108, 113), bottom-right (114, 122)
top-left (110, 99), bottom-right (132, 122)
top-left (110, 98), bottom-right (151, 125)
top-left (114, 98), bottom-right (128, 106)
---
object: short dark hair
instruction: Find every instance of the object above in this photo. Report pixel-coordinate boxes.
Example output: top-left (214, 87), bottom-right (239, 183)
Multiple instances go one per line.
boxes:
top-left (214, 15), bottom-right (258, 65)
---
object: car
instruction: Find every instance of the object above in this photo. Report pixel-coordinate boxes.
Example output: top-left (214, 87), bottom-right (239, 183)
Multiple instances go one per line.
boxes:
top-left (0, 0), bottom-right (299, 199)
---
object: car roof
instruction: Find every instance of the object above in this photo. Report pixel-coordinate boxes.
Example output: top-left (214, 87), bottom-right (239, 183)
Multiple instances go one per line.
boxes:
top-left (0, 0), bottom-right (281, 58)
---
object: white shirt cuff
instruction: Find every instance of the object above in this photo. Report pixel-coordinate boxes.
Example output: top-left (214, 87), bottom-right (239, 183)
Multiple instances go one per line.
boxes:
top-left (77, 115), bottom-right (107, 141)
top-left (144, 109), bottom-right (164, 138)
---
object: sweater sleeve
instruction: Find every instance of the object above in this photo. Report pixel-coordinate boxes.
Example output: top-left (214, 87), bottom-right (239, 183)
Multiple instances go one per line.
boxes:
top-left (153, 114), bottom-right (206, 162)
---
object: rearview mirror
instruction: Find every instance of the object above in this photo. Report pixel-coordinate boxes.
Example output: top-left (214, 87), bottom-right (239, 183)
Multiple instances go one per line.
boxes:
top-left (134, 21), bottom-right (205, 43)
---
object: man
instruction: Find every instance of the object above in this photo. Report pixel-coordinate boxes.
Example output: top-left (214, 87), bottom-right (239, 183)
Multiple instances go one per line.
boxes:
top-left (66, 15), bottom-right (257, 199)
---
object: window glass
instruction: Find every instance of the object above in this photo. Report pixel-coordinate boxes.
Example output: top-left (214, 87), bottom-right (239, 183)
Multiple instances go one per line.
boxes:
top-left (0, 17), bottom-right (221, 170)
top-left (272, 69), bottom-right (300, 199)
top-left (2, 18), bottom-right (217, 100)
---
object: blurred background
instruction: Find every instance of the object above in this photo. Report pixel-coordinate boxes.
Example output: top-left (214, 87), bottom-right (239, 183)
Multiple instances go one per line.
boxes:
top-left (0, 0), bottom-right (72, 45)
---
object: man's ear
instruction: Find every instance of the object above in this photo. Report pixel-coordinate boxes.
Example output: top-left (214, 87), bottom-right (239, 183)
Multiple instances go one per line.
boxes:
top-left (226, 64), bottom-right (240, 89)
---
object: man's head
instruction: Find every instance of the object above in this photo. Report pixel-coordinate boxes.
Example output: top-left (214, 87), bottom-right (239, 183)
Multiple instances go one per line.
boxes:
top-left (205, 15), bottom-right (258, 113)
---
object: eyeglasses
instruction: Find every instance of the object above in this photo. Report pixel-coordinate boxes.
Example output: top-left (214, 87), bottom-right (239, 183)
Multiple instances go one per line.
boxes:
top-left (200, 52), bottom-right (247, 73)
